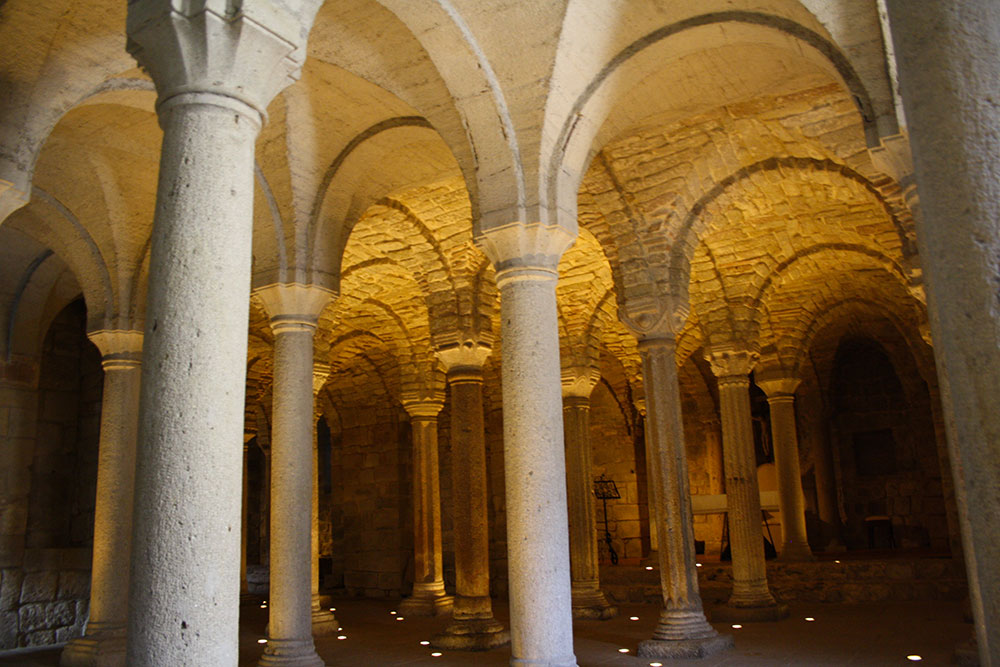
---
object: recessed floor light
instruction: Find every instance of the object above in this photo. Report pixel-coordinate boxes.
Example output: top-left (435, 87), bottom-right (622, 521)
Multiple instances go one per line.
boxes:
top-left (805, 617), bottom-right (815, 622)
top-left (329, 607), bottom-right (336, 612)
top-left (696, 563), bottom-right (703, 567)
top-left (396, 616), bottom-right (405, 621)
top-left (618, 648), bottom-right (629, 653)
top-left (390, 610), bottom-right (397, 615)
top-left (731, 624), bottom-right (742, 629)
top-left (420, 641), bottom-right (430, 646)
top-left (337, 627), bottom-right (342, 631)
top-left (645, 566), bottom-right (654, 570)
top-left (257, 639), bottom-right (267, 644)
top-left (835, 560), bottom-right (841, 564)
top-left (907, 656), bottom-right (922, 662)
top-left (431, 652), bottom-right (443, 657)
top-left (649, 662), bottom-right (663, 666)
top-left (337, 635), bottom-right (347, 640)
top-left (629, 616), bottom-right (639, 621)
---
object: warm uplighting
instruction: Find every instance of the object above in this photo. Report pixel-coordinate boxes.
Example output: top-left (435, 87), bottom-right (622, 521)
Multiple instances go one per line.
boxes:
top-left (629, 616), bottom-right (639, 621)
top-left (337, 635), bottom-right (347, 640)
top-left (257, 639), bottom-right (267, 644)
top-left (805, 617), bottom-right (815, 622)
top-left (329, 607), bottom-right (336, 612)
top-left (390, 610), bottom-right (397, 615)
top-left (396, 616), bottom-right (405, 621)
top-left (834, 560), bottom-right (841, 564)
top-left (618, 648), bottom-right (630, 653)
top-left (337, 627), bottom-right (343, 631)
top-left (431, 652), bottom-right (443, 657)
top-left (731, 624), bottom-right (742, 629)
top-left (420, 641), bottom-right (430, 646)
top-left (907, 657), bottom-right (923, 662)
top-left (645, 566), bottom-right (654, 571)
top-left (695, 563), bottom-right (702, 567)
top-left (259, 604), bottom-right (267, 609)
top-left (649, 663), bottom-right (663, 666)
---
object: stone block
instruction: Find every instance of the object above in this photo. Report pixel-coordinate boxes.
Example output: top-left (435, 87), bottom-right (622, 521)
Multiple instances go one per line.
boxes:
top-left (18, 600), bottom-right (73, 633)
top-left (0, 611), bottom-right (17, 648)
top-left (20, 571), bottom-right (58, 603)
top-left (1, 569), bottom-right (23, 610)
top-left (24, 629), bottom-right (56, 646)
top-left (57, 571), bottom-right (90, 600)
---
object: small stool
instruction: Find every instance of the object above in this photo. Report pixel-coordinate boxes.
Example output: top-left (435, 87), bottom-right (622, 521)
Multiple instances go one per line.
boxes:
top-left (864, 515), bottom-right (896, 549)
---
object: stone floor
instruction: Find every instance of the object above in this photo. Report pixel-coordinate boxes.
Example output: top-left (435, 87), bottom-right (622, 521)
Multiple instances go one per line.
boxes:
top-left (0, 596), bottom-right (971, 666)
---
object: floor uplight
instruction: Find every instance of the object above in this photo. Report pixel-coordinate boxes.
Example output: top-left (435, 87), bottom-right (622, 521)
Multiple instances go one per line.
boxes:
top-left (805, 617), bottom-right (815, 622)
top-left (649, 663), bottom-right (663, 667)
top-left (834, 560), bottom-right (841, 564)
top-left (696, 563), bottom-right (702, 567)
top-left (257, 639), bottom-right (267, 644)
top-left (390, 610), bottom-right (397, 615)
top-left (618, 648), bottom-right (630, 654)
top-left (645, 566), bottom-right (654, 570)
top-left (396, 616), bottom-right (405, 621)
top-left (907, 656), bottom-right (923, 662)
top-left (629, 616), bottom-right (639, 621)
top-left (329, 607), bottom-right (336, 612)
top-left (337, 635), bottom-right (347, 640)
top-left (431, 652), bottom-right (443, 657)
top-left (420, 641), bottom-right (430, 646)
top-left (731, 624), bottom-right (742, 629)
top-left (337, 627), bottom-right (343, 631)
top-left (260, 604), bottom-right (267, 609)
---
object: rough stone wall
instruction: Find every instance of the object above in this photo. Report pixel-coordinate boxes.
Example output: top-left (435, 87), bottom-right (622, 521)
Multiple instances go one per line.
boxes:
top-left (0, 549), bottom-right (91, 648)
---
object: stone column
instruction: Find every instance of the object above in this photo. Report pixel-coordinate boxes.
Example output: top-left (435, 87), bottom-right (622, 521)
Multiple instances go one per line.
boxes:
top-left (561, 366), bottom-right (616, 620)
top-left (61, 331), bottom-right (142, 667)
top-left (310, 366), bottom-right (338, 636)
top-left (124, 4), bottom-right (314, 665)
top-left (400, 396), bottom-right (453, 617)
top-left (886, 4), bottom-right (1000, 662)
top-left (755, 376), bottom-right (813, 562)
top-left (255, 284), bottom-right (334, 666)
top-left (624, 323), bottom-right (731, 659)
top-left (433, 343), bottom-right (507, 649)
top-left (241, 435), bottom-right (253, 600)
top-left (706, 348), bottom-right (786, 621)
top-left (478, 222), bottom-right (576, 667)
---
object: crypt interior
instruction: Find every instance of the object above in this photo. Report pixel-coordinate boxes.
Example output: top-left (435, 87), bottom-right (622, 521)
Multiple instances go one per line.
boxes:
top-left (0, 1), bottom-right (998, 666)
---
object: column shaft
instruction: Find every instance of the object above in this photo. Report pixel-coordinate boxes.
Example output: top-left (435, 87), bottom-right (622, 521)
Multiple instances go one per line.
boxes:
top-left (886, 4), bottom-right (1000, 662)
top-left (497, 275), bottom-right (575, 667)
top-left (717, 377), bottom-right (778, 611)
top-left (563, 398), bottom-right (615, 619)
top-left (767, 396), bottom-right (812, 561)
top-left (260, 325), bottom-right (322, 666)
top-left (311, 416), bottom-right (337, 634)
top-left (242, 442), bottom-right (251, 597)
top-left (62, 355), bottom-right (141, 666)
top-left (127, 97), bottom-right (258, 666)
top-left (637, 339), bottom-right (730, 658)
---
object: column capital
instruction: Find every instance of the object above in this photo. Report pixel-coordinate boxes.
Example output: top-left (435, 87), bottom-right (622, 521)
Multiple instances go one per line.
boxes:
top-left (312, 361), bottom-right (331, 395)
top-left (475, 222), bottom-right (575, 286)
top-left (705, 345), bottom-right (758, 381)
top-left (437, 339), bottom-right (492, 377)
top-left (254, 283), bottom-right (335, 334)
top-left (755, 375), bottom-right (801, 400)
top-left (402, 395), bottom-right (445, 419)
top-left (126, 1), bottom-right (314, 122)
top-left (88, 330), bottom-right (144, 369)
top-left (620, 296), bottom-right (688, 342)
top-left (0, 178), bottom-right (29, 225)
top-left (561, 365), bottom-right (600, 399)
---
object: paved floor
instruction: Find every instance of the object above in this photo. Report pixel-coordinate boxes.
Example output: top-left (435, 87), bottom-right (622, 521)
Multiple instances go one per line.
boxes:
top-left (1, 597), bottom-right (971, 666)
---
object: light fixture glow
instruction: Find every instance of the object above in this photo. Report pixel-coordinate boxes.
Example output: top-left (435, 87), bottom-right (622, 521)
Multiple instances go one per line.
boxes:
top-left (805, 617), bottom-right (815, 622)
top-left (396, 616), bottom-right (405, 621)
top-left (337, 627), bottom-right (343, 631)
top-left (696, 563), bottom-right (702, 567)
top-left (260, 604), bottom-right (267, 609)
top-left (257, 639), bottom-right (267, 644)
top-left (907, 656), bottom-right (923, 662)
top-left (731, 624), bottom-right (742, 629)
top-left (650, 663), bottom-right (664, 666)
top-left (618, 648), bottom-right (630, 654)
top-left (645, 566), bottom-right (654, 570)
top-left (390, 610), bottom-right (397, 615)
top-left (835, 560), bottom-right (841, 564)
top-left (420, 641), bottom-right (430, 646)
top-left (431, 652), bottom-right (443, 657)
top-left (337, 635), bottom-right (347, 641)
top-left (629, 616), bottom-right (639, 621)
top-left (330, 607), bottom-right (336, 612)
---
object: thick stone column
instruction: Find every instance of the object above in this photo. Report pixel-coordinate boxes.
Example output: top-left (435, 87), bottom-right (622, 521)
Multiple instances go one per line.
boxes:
top-left (433, 343), bottom-right (507, 649)
top-left (886, 4), bottom-right (1000, 663)
top-left (400, 396), bottom-right (453, 617)
top-left (706, 348), bottom-right (785, 622)
top-left (755, 376), bottom-right (813, 562)
top-left (242, 435), bottom-right (253, 600)
top-left (61, 331), bottom-right (142, 667)
top-left (478, 222), bottom-right (575, 667)
top-left (561, 366), bottom-right (616, 620)
top-left (622, 319), bottom-right (731, 659)
top-left (124, 4), bottom-right (314, 665)
top-left (310, 366), bottom-right (338, 636)
top-left (256, 284), bottom-right (334, 667)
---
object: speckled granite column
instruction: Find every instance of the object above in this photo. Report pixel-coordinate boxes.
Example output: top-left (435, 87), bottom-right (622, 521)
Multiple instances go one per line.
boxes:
top-left (242, 436), bottom-right (253, 600)
top-left (561, 367), bottom-right (616, 620)
top-left (433, 344), bottom-right (507, 650)
top-left (886, 3), bottom-right (1000, 662)
top-left (310, 390), bottom-right (338, 635)
top-left (256, 285), bottom-right (334, 667)
top-left (478, 222), bottom-right (576, 667)
top-left (400, 398), bottom-right (453, 617)
top-left (125, 4), bottom-right (315, 664)
top-left (627, 330), bottom-right (731, 659)
top-left (707, 348), bottom-right (785, 622)
top-left (61, 331), bottom-right (142, 667)
top-left (755, 376), bottom-right (812, 562)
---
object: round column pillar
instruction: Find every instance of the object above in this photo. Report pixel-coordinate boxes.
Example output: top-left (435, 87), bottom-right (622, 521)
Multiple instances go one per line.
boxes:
top-left (400, 397), bottom-right (453, 617)
top-left (561, 366), bottom-right (616, 620)
top-left (433, 344), bottom-right (508, 650)
top-left (124, 4), bottom-right (316, 664)
top-left (61, 331), bottom-right (143, 667)
top-left (478, 222), bottom-right (576, 667)
top-left (755, 376), bottom-right (813, 562)
top-left (885, 4), bottom-right (1000, 662)
top-left (706, 348), bottom-right (786, 622)
top-left (310, 365), bottom-right (338, 636)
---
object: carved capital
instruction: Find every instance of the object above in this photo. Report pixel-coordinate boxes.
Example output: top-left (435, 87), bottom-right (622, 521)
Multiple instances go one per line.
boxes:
top-left (705, 344), bottom-right (758, 380)
top-left (401, 394), bottom-right (445, 419)
top-left (561, 364), bottom-right (600, 398)
top-left (88, 330), bottom-right (144, 370)
top-left (127, 1), bottom-right (310, 120)
top-left (475, 222), bottom-right (575, 286)
top-left (619, 295), bottom-right (689, 341)
top-left (253, 283), bottom-right (336, 333)
top-left (312, 361), bottom-right (331, 395)
top-left (436, 336), bottom-right (492, 375)
top-left (755, 372), bottom-right (801, 400)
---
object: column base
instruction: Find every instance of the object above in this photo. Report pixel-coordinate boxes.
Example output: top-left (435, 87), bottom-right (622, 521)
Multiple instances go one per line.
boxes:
top-left (712, 601), bottom-right (789, 623)
top-left (510, 655), bottom-right (577, 666)
top-left (258, 638), bottom-right (324, 667)
top-left (571, 588), bottom-right (617, 620)
top-left (432, 617), bottom-right (510, 651)
top-left (399, 593), bottom-right (454, 617)
top-left (777, 543), bottom-right (815, 562)
top-left (61, 631), bottom-right (126, 667)
top-left (311, 608), bottom-right (340, 636)
top-left (638, 633), bottom-right (734, 659)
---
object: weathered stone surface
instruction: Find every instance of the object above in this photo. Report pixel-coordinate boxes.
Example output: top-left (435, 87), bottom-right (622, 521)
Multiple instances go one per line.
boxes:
top-left (19, 571), bottom-right (58, 604)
